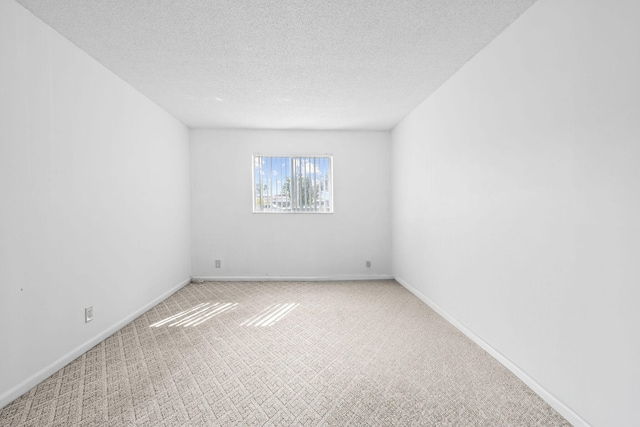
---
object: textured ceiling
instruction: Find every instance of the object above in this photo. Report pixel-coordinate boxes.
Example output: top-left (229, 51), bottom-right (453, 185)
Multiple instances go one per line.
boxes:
top-left (15, 0), bottom-right (536, 130)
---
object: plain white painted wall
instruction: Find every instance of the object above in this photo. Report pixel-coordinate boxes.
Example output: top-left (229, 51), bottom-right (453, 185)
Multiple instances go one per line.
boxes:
top-left (391, 0), bottom-right (640, 426)
top-left (190, 129), bottom-right (392, 280)
top-left (0, 0), bottom-right (191, 407)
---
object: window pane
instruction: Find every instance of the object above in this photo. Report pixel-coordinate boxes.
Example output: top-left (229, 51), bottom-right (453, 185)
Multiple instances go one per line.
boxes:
top-left (253, 154), bottom-right (333, 214)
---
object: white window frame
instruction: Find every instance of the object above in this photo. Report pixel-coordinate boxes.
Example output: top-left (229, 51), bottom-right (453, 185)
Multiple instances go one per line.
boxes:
top-left (252, 154), bottom-right (334, 214)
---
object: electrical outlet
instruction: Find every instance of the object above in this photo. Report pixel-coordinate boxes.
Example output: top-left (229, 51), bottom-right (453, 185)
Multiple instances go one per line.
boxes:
top-left (366, 261), bottom-right (371, 268)
top-left (85, 306), bottom-right (93, 323)
top-left (215, 260), bottom-right (221, 268)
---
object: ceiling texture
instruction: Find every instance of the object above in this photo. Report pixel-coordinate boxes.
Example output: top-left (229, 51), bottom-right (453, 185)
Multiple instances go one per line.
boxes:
top-left (16, 0), bottom-right (536, 130)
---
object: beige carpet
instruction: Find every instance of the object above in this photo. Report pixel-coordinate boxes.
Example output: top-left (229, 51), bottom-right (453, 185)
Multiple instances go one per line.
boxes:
top-left (0, 280), bottom-right (571, 426)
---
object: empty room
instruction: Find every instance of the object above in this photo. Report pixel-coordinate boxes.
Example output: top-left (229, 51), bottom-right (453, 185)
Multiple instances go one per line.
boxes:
top-left (1, 0), bottom-right (638, 426)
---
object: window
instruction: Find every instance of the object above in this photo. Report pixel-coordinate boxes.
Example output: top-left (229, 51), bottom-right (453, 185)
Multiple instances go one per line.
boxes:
top-left (253, 154), bottom-right (333, 213)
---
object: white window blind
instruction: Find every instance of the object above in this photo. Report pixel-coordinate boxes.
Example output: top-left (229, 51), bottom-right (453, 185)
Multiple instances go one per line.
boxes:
top-left (253, 154), bottom-right (333, 213)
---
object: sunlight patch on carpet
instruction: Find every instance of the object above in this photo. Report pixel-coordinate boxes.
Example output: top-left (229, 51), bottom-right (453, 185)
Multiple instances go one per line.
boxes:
top-left (240, 303), bottom-right (299, 327)
top-left (150, 302), bottom-right (238, 327)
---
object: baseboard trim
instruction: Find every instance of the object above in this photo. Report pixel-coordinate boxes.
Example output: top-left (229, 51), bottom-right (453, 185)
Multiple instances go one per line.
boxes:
top-left (191, 275), bottom-right (394, 282)
top-left (395, 276), bottom-right (590, 427)
top-left (0, 277), bottom-right (192, 410)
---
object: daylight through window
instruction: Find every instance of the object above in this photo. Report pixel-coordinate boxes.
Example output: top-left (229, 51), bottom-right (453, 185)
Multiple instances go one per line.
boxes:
top-left (253, 154), bottom-right (333, 213)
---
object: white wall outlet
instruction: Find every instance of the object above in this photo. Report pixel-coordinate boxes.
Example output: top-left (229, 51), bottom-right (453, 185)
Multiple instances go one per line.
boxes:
top-left (215, 260), bottom-right (221, 268)
top-left (366, 260), bottom-right (371, 268)
top-left (85, 306), bottom-right (93, 323)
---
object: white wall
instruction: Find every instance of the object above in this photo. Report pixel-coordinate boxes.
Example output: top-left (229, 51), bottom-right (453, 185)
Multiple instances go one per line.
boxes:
top-left (191, 129), bottom-right (391, 280)
top-left (0, 0), bottom-right (192, 407)
top-left (391, 0), bottom-right (640, 426)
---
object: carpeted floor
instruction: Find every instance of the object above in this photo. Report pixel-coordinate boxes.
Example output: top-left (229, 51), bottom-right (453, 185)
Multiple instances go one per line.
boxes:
top-left (0, 280), bottom-right (571, 426)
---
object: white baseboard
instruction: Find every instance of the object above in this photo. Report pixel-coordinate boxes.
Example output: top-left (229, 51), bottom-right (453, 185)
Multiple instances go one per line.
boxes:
top-left (0, 277), bottom-right (191, 410)
top-left (191, 275), bottom-right (394, 282)
top-left (395, 276), bottom-right (590, 427)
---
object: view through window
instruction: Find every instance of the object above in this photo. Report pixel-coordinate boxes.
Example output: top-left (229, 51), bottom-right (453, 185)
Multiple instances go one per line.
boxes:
top-left (253, 154), bottom-right (333, 213)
